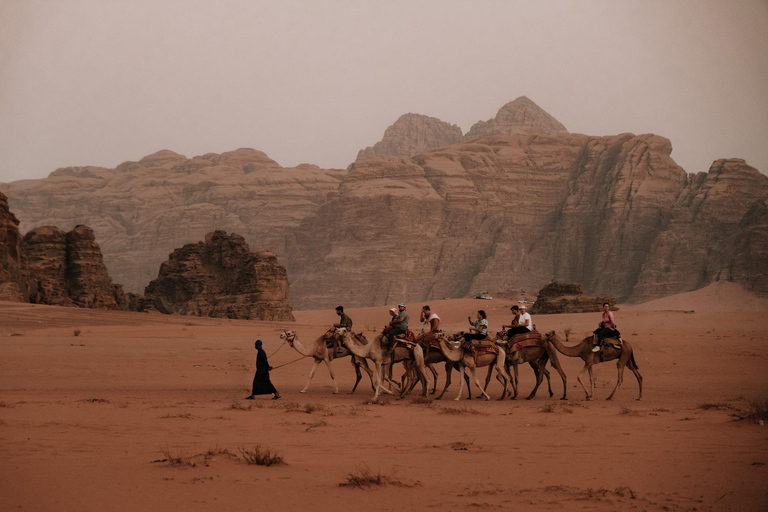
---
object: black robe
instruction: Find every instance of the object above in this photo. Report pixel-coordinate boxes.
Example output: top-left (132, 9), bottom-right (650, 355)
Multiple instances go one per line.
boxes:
top-left (251, 348), bottom-right (278, 395)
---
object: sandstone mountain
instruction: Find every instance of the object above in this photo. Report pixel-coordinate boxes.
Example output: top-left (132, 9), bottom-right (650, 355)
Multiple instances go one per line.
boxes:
top-left (530, 282), bottom-right (615, 315)
top-left (3, 101), bottom-right (766, 310)
top-left (355, 96), bottom-right (565, 161)
top-left (464, 96), bottom-right (568, 139)
top-left (143, 230), bottom-right (294, 321)
top-left (356, 114), bottom-right (463, 162)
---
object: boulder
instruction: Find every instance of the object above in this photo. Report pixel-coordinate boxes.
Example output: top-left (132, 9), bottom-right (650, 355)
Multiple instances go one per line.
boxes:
top-left (531, 282), bottom-right (616, 314)
top-left (143, 231), bottom-right (294, 321)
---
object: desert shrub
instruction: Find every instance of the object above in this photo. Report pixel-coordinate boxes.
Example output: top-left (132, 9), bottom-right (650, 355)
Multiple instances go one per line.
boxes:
top-left (437, 405), bottom-right (487, 416)
top-left (698, 402), bottom-right (732, 411)
top-left (239, 446), bottom-right (283, 466)
top-left (73, 329), bottom-right (81, 337)
top-left (340, 465), bottom-right (419, 488)
top-left (732, 398), bottom-right (768, 424)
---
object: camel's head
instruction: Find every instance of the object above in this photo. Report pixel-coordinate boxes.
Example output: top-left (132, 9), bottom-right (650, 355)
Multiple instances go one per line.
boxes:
top-left (280, 330), bottom-right (296, 345)
top-left (544, 330), bottom-right (557, 340)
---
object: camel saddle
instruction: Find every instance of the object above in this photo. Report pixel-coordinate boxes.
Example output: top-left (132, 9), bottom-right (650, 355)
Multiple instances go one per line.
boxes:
top-left (508, 330), bottom-right (546, 353)
top-left (463, 338), bottom-right (499, 357)
top-left (593, 333), bottom-right (622, 350)
top-left (393, 329), bottom-right (418, 351)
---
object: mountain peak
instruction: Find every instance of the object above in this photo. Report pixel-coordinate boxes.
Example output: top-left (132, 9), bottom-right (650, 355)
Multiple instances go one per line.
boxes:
top-left (465, 96), bottom-right (568, 139)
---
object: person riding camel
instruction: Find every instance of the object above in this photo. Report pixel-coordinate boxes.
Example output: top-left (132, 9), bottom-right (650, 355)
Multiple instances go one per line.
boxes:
top-left (385, 303), bottom-right (409, 349)
top-left (463, 310), bottom-right (489, 343)
top-left (416, 305), bottom-right (441, 345)
top-left (592, 302), bottom-right (620, 352)
top-left (501, 305), bottom-right (521, 340)
top-left (507, 304), bottom-right (532, 337)
top-left (333, 305), bottom-right (353, 353)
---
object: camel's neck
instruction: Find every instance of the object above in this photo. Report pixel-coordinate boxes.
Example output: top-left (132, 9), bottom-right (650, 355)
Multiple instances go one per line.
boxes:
top-left (547, 334), bottom-right (585, 357)
top-left (438, 339), bottom-right (462, 362)
top-left (342, 332), bottom-right (371, 358)
top-left (288, 335), bottom-right (314, 358)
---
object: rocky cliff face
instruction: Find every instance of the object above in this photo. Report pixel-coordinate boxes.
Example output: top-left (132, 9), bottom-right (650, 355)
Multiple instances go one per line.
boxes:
top-left (0, 191), bottom-right (26, 301)
top-left (4, 101), bottom-right (766, 309)
top-left (24, 224), bottom-right (122, 308)
top-left (144, 230), bottom-right (294, 321)
top-left (464, 96), bottom-right (568, 139)
top-left (530, 282), bottom-right (615, 315)
top-left (356, 114), bottom-right (463, 162)
top-left (3, 148), bottom-right (345, 294)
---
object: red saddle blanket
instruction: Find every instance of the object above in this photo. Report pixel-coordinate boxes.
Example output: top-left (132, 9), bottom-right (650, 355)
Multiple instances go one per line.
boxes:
top-left (387, 330), bottom-right (418, 351)
top-left (463, 338), bottom-right (499, 356)
top-left (508, 331), bottom-right (546, 352)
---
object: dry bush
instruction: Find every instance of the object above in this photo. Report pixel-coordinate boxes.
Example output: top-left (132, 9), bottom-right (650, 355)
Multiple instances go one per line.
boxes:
top-left (698, 402), bottom-right (733, 411)
top-left (161, 412), bottom-right (191, 419)
top-left (732, 398), bottom-right (768, 424)
top-left (619, 407), bottom-right (643, 416)
top-left (437, 405), bottom-right (487, 416)
top-left (80, 398), bottom-right (110, 403)
top-left (305, 420), bottom-right (328, 431)
top-left (239, 446), bottom-right (283, 466)
top-left (346, 405), bottom-right (368, 417)
top-left (73, 329), bottom-right (81, 337)
top-left (411, 396), bottom-right (433, 405)
top-left (304, 403), bottom-right (323, 414)
top-left (229, 401), bottom-right (253, 411)
top-left (340, 465), bottom-right (419, 488)
top-left (540, 403), bottom-right (573, 413)
top-left (159, 447), bottom-right (194, 468)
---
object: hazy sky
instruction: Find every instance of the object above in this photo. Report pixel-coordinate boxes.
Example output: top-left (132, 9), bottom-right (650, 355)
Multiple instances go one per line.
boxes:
top-left (1, 0), bottom-right (767, 183)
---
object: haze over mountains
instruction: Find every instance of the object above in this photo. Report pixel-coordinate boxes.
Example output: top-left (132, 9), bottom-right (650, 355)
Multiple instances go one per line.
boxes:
top-left (3, 98), bottom-right (766, 309)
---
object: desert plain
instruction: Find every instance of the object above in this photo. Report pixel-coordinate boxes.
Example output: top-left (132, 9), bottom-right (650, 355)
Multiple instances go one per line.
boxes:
top-left (1, 282), bottom-right (767, 511)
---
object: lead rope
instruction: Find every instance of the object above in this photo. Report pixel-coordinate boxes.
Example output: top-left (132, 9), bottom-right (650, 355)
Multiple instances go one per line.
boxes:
top-left (267, 340), bottom-right (286, 358)
top-left (270, 356), bottom-right (305, 371)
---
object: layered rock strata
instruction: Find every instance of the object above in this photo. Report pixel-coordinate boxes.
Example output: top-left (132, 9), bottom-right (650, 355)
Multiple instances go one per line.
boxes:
top-left (464, 96), bottom-right (568, 139)
top-left (4, 101), bottom-right (767, 309)
top-left (143, 231), bottom-right (294, 321)
top-left (24, 225), bottom-right (122, 308)
top-left (0, 191), bottom-right (26, 301)
top-left (356, 114), bottom-right (463, 162)
top-left (530, 282), bottom-right (616, 315)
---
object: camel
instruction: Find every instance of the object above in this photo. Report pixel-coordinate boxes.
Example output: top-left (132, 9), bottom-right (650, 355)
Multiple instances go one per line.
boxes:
top-left (399, 339), bottom-right (474, 399)
top-left (435, 335), bottom-right (513, 401)
top-left (334, 328), bottom-right (429, 402)
top-left (544, 330), bottom-right (643, 400)
top-left (279, 330), bottom-right (374, 394)
top-left (489, 333), bottom-right (568, 400)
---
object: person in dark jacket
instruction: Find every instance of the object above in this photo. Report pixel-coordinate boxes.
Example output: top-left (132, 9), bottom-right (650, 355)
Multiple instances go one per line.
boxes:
top-left (245, 339), bottom-right (281, 400)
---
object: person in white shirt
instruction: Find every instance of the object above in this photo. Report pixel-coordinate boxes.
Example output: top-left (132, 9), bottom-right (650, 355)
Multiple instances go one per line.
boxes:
top-left (417, 305), bottom-right (441, 344)
top-left (508, 304), bottom-right (532, 336)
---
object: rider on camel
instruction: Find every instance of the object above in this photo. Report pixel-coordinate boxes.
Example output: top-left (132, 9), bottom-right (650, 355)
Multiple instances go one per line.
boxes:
top-left (417, 305), bottom-right (441, 345)
top-left (333, 305), bottom-right (353, 353)
top-left (592, 302), bottom-right (620, 352)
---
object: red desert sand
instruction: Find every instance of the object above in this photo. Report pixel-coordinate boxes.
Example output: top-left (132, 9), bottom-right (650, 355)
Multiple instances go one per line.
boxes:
top-left (1, 282), bottom-right (767, 511)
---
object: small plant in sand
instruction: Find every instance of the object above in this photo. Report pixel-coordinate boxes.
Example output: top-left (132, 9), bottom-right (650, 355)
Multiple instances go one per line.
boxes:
top-left (229, 401), bottom-right (253, 411)
top-left (540, 403), bottom-right (573, 414)
top-left (238, 446), bottom-right (284, 466)
top-left (73, 329), bottom-right (81, 337)
top-left (159, 447), bottom-right (194, 467)
top-left (161, 412), bottom-right (191, 419)
top-left (698, 402), bottom-right (733, 411)
top-left (305, 419), bottom-right (328, 431)
top-left (619, 407), bottom-right (643, 416)
top-left (732, 398), bottom-right (768, 424)
top-left (411, 396), bottom-right (433, 405)
top-left (437, 405), bottom-right (488, 416)
top-left (340, 465), bottom-right (419, 488)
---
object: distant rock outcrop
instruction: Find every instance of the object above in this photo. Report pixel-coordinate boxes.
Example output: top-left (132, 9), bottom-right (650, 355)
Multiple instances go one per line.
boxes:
top-left (356, 113), bottom-right (463, 162)
top-left (24, 224), bottom-right (123, 308)
top-left (530, 282), bottom-right (616, 315)
top-left (0, 191), bottom-right (26, 301)
top-left (4, 98), bottom-right (767, 309)
top-left (143, 231), bottom-right (294, 321)
top-left (464, 96), bottom-right (568, 139)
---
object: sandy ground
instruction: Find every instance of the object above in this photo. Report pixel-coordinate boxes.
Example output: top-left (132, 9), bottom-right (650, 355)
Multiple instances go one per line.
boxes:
top-left (1, 284), bottom-right (768, 511)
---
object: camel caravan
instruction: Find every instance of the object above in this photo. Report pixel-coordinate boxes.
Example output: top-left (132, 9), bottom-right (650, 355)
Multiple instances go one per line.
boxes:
top-left (278, 302), bottom-right (643, 403)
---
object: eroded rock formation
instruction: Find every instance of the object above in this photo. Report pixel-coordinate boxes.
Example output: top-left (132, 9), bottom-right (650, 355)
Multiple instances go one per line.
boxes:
top-left (143, 231), bottom-right (294, 321)
top-left (4, 99), bottom-right (767, 309)
top-left (356, 114), bottom-right (463, 162)
top-left (464, 96), bottom-right (568, 139)
top-left (24, 225), bottom-right (123, 308)
top-left (0, 191), bottom-right (26, 301)
top-left (530, 282), bottom-right (616, 315)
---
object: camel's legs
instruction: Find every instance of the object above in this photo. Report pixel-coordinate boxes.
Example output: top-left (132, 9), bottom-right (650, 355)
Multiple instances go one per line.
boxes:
top-left (576, 363), bottom-right (592, 400)
top-left (510, 363), bottom-right (520, 399)
top-left (322, 358), bottom-right (341, 394)
top-left (349, 357), bottom-right (363, 393)
top-left (527, 360), bottom-right (545, 400)
top-left (494, 359), bottom-right (512, 399)
top-left (606, 360), bottom-right (625, 400)
top-left (300, 359), bottom-right (323, 393)
top-left (627, 356), bottom-right (643, 400)
top-left (436, 362), bottom-right (454, 400)
top-left (547, 348), bottom-right (568, 400)
top-left (350, 357), bottom-right (375, 394)
top-left (470, 365), bottom-right (491, 401)
top-left (587, 365), bottom-right (595, 399)
top-left (454, 366), bottom-right (466, 401)
top-left (427, 362), bottom-right (438, 394)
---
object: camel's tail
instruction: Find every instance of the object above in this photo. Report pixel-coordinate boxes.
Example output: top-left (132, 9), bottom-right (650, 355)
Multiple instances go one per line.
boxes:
top-left (629, 351), bottom-right (639, 369)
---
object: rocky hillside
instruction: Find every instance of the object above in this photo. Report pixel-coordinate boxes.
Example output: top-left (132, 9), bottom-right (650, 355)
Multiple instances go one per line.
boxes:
top-left (530, 282), bottom-right (615, 315)
top-left (0, 192), bottom-right (26, 301)
top-left (143, 231), bottom-right (294, 321)
top-left (356, 114), bottom-right (462, 162)
top-left (464, 96), bottom-right (568, 139)
top-left (3, 100), bottom-right (766, 309)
